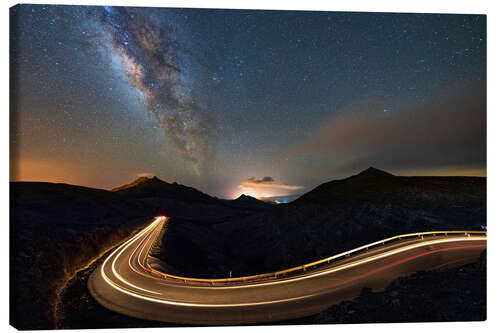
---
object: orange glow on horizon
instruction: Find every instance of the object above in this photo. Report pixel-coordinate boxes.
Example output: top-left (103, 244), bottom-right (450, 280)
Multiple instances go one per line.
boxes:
top-left (11, 156), bottom-right (486, 198)
top-left (10, 157), bottom-right (88, 185)
top-left (396, 167), bottom-right (486, 177)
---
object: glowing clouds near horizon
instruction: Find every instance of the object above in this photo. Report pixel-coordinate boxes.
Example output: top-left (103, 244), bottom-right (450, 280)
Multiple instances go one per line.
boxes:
top-left (236, 176), bottom-right (304, 199)
top-left (97, 7), bottom-right (213, 174)
top-left (136, 172), bottom-right (155, 178)
top-left (281, 84), bottom-right (486, 179)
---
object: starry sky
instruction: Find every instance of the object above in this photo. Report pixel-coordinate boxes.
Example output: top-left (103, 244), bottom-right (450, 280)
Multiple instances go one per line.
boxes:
top-left (10, 5), bottom-right (486, 199)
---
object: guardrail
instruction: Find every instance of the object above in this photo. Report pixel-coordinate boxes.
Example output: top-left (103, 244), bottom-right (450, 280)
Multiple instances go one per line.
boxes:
top-left (146, 222), bottom-right (486, 286)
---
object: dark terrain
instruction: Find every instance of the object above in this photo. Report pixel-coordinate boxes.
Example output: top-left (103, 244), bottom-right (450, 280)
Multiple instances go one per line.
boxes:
top-left (10, 177), bottom-right (268, 329)
top-left (10, 168), bottom-right (486, 329)
top-left (56, 249), bottom-right (486, 329)
top-left (313, 250), bottom-right (486, 324)
top-left (155, 167), bottom-right (486, 278)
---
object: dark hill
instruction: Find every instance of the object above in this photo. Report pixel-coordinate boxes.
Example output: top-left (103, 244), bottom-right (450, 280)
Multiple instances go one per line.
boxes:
top-left (11, 181), bottom-right (149, 225)
top-left (293, 167), bottom-right (484, 206)
top-left (11, 169), bottom-right (486, 328)
top-left (152, 168), bottom-right (485, 279)
top-left (235, 194), bottom-right (259, 202)
top-left (111, 176), bottom-right (151, 192)
top-left (10, 181), bottom-right (155, 329)
top-left (111, 176), bottom-right (218, 204)
top-left (10, 179), bottom-right (269, 329)
top-left (229, 194), bottom-right (271, 209)
top-left (191, 168), bottom-right (486, 278)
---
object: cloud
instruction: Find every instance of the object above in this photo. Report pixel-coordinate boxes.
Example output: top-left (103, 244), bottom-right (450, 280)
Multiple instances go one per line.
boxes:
top-left (246, 176), bottom-right (274, 184)
top-left (283, 80), bottom-right (486, 179)
top-left (136, 172), bottom-right (154, 178)
top-left (240, 177), bottom-right (304, 191)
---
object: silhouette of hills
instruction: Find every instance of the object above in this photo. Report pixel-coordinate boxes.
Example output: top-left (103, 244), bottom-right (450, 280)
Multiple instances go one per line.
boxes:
top-left (208, 167), bottom-right (486, 278)
top-left (111, 176), bottom-right (218, 204)
top-left (10, 168), bottom-right (486, 328)
top-left (230, 194), bottom-right (270, 208)
top-left (10, 177), bottom-right (268, 329)
top-left (293, 167), bottom-right (483, 206)
top-left (110, 176), bottom-right (152, 191)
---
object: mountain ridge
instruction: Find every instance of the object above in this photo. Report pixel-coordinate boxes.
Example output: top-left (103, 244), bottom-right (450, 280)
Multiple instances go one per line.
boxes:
top-left (110, 176), bottom-right (153, 192)
top-left (110, 175), bottom-right (218, 203)
top-left (292, 167), bottom-right (485, 205)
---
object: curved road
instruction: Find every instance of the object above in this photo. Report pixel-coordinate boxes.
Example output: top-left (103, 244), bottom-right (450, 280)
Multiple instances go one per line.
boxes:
top-left (89, 216), bottom-right (486, 325)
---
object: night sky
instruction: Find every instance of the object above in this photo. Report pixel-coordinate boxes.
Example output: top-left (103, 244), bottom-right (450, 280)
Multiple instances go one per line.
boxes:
top-left (10, 5), bottom-right (486, 199)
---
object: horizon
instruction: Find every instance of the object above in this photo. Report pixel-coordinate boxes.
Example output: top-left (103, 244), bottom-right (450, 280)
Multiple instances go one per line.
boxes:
top-left (10, 5), bottom-right (486, 200)
top-left (10, 166), bottom-right (487, 200)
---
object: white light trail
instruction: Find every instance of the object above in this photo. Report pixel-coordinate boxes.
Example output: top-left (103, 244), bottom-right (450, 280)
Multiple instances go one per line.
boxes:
top-left (98, 218), bottom-right (485, 307)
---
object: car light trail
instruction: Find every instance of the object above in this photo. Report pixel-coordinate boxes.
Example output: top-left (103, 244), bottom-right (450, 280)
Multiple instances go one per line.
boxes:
top-left (101, 217), bottom-right (163, 295)
top-left (90, 216), bottom-right (486, 324)
top-left (131, 217), bottom-right (486, 289)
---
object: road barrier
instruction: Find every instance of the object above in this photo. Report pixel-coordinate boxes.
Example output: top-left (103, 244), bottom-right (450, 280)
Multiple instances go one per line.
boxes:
top-left (145, 220), bottom-right (486, 286)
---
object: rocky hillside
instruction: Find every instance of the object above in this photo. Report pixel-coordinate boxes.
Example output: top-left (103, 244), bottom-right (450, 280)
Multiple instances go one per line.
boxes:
top-left (54, 250), bottom-right (486, 329)
top-left (10, 178), bottom-right (269, 329)
top-left (111, 176), bottom-right (218, 204)
top-left (227, 194), bottom-right (271, 209)
top-left (11, 168), bottom-right (486, 328)
top-left (10, 182), bottom-right (152, 329)
top-left (110, 176), bottom-right (152, 191)
top-left (312, 250), bottom-right (486, 324)
top-left (155, 168), bottom-right (485, 278)
top-left (294, 167), bottom-right (484, 208)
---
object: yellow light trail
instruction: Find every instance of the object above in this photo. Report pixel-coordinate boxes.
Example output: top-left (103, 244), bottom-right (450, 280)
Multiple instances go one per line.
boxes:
top-left (98, 217), bottom-right (485, 307)
top-left (101, 217), bottom-right (163, 295)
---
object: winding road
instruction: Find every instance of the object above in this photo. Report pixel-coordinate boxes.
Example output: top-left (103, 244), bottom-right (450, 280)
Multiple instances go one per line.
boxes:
top-left (88, 216), bottom-right (486, 325)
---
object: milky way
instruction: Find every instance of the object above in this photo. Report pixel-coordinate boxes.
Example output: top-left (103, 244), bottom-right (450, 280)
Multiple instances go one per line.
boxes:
top-left (10, 5), bottom-right (486, 197)
top-left (96, 6), bottom-right (213, 173)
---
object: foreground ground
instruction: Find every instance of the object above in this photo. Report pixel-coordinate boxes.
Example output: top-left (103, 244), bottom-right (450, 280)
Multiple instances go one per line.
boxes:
top-left (57, 249), bottom-right (486, 328)
top-left (313, 250), bottom-right (486, 324)
top-left (11, 168), bottom-right (486, 329)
